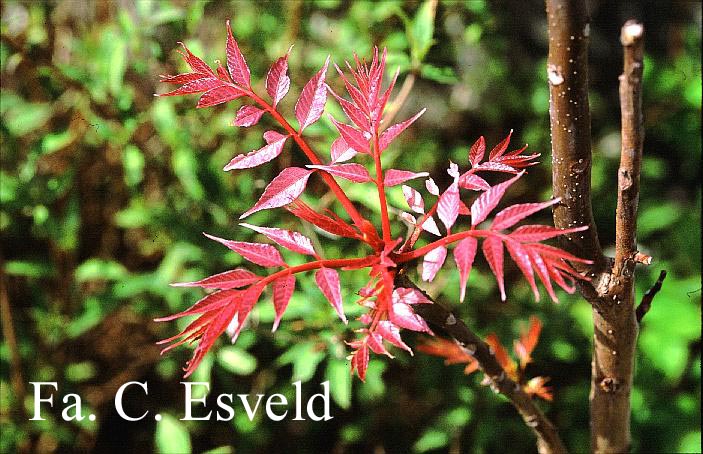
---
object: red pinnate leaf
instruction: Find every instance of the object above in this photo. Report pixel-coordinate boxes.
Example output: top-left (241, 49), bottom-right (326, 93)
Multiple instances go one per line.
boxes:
top-left (453, 237), bottom-right (477, 302)
top-left (272, 275), bottom-right (295, 331)
top-left (330, 117), bottom-right (369, 154)
top-left (366, 332), bottom-right (391, 357)
top-left (160, 72), bottom-right (207, 85)
top-left (240, 223), bottom-right (316, 256)
top-left (505, 239), bottom-right (539, 301)
top-left (384, 169), bottom-right (429, 187)
top-left (471, 171), bottom-right (523, 226)
top-left (491, 199), bottom-right (560, 230)
top-left (473, 162), bottom-right (519, 174)
top-left (488, 130), bottom-right (513, 160)
top-left (514, 316), bottom-right (542, 368)
top-left (170, 268), bottom-right (259, 290)
top-left (226, 20), bottom-right (251, 87)
top-left (328, 86), bottom-right (370, 131)
top-left (402, 185), bottom-right (425, 214)
top-left (240, 167), bottom-right (313, 218)
top-left (330, 137), bottom-right (357, 163)
top-left (528, 249), bottom-right (559, 303)
top-left (266, 53), bottom-right (290, 107)
top-left (437, 183), bottom-right (460, 231)
top-left (379, 109), bottom-right (426, 151)
top-left (295, 56), bottom-right (330, 132)
top-left (233, 105), bottom-right (265, 127)
top-left (469, 136), bottom-right (486, 167)
top-left (350, 343), bottom-right (369, 381)
top-left (482, 236), bottom-right (506, 300)
top-left (155, 289), bottom-right (240, 322)
top-left (197, 85), bottom-right (247, 108)
top-left (286, 202), bottom-right (359, 239)
top-left (204, 233), bottom-right (285, 267)
top-left (422, 245), bottom-right (447, 282)
top-left (315, 268), bottom-right (347, 323)
top-left (307, 163), bottom-right (372, 183)
top-left (223, 135), bottom-right (288, 171)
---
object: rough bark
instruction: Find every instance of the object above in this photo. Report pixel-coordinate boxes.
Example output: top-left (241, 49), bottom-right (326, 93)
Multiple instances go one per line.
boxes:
top-left (545, 1), bottom-right (648, 452)
top-left (399, 275), bottom-right (568, 454)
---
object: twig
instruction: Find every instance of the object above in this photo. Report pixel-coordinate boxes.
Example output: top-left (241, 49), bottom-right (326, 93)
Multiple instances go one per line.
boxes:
top-left (636, 270), bottom-right (666, 323)
top-left (384, 72), bottom-right (416, 126)
top-left (397, 275), bottom-right (568, 454)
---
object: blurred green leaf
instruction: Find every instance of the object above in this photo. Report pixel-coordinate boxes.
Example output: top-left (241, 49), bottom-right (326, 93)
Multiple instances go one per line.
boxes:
top-left (155, 414), bottom-right (191, 454)
top-left (75, 259), bottom-right (129, 282)
top-left (325, 359), bottom-right (352, 409)
top-left (217, 346), bottom-right (257, 376)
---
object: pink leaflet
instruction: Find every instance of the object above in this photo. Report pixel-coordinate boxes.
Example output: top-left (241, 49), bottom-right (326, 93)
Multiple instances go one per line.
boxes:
top-left (528, 249), bottom-right (559, 303)
top-left (376, 320), bottom-right (412, 353)
top-left (225, 284), bottom-right (266, 345)
top-left (330, 137), bottom-right (357, 163)
top-left (378, 109), bottom-right (426, 151)
top-left (482, 236), bottom-right (506, 301)
top-left (159, 72), bottom-right (206, 85)
top-left (307, 163), bottom-right (372, 183)
top-left (155, 289), bottom-right (240, 322)
top-left (239, 223), bottom-right (316, 256)
top-left (178, 42), bottom-right (215, 76)
top-left (328, 85), bottom-right (370, 132)
top-left (505, 239), bottom-right (539, 301)
top-left (366, 332), bottom-right (391, 357)
top-left (330, 117), bottom-right (369, 154)
top-left (240, 167), bottom-right (313, 218)
top-left (384, 169), bottom-right (430, 187)
top-left (225, 20), bottom-right (251, 87)
top-left (350, 343), bottom-right (369, 381)
top-left (390, 302), bottom-right (431, 333)
top-left (422, 216), bottom-right (441, 236)
top-left (469, 136), bottom-right (486, 167)
top-left (471, 171), bottom-right (523, 226)
top-left (170, 268), bottom-right (259, 290)
top-left (159, 77), bottom-right (221, 97)
top-left (197, 85), bottom-right (246, 108)
top-left (223, 135), bottom-right (288, 170)
top-left (272, 275), bottom-right (295, 331)
top-left (203, 233), bottom-right (286, 267)
top-left (458, 173), bottom-right (491, 191)
top-left (315, 268), bottom-right (347, 323)
top-left (263, 130), bottom-right (287, 144)
top-left (491, 199), bottom-right (560, 230)
top-left (437, 183), bottom-right (460, 231)
top-left (425, 178), bottom-right (440, 195)
top-left (509, 225), bottom-right (589, 242)
top-left (233, 105), bottom-right (265, 127)
top-left (295, 56), bottom-right (330, 132)
top-left (392, 287), bottom-right (431, 305)
top-left (422, 245), bottom-right (447, 282)
top-left (266, 53), bottom-right (290, 107)
top-left (453, 237), bottom-right (478, 302)
top-left (402, 185), bottom-right (425, 214)
top-left (473, 162), bottom-right (518, 174)
top-left (488, 130), bottom-right (513, 160)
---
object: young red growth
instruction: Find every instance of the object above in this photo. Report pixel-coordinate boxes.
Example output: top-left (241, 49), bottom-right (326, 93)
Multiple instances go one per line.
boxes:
top-left (157, 22), bottom-right (591, 380)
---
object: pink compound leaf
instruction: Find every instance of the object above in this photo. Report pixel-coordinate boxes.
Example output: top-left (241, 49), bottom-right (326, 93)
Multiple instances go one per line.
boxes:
top-left (482, 236), bottom-right (506, 301)
top-left (488, 129), bottom-right (513, 160)
top-left (329, 116), bottom-right (370, 154)
top-left (437, 183), bottom-right (460, 231)
top-left (240, 167), bottom-right (313, 218)
top-left (505, 239), bottom-right (540, 301)
top-left (422, 245), bottom-right (447, 282)
top-left (458, 173), bottom-right (491, 191)
top-left (239, 223), bottom-right (316, 256)
top-left (350, 342), bottom-right (369, 381)
top-left (491, 199), bottom-right (560, 230)
top-left (378, 108), bottom-right (426, 151)
top-left (330, 137), bottom-right (357, 163)
top-left (376, 320), bottom-right (412, 353)
top-left (197, 86), bottom-right (247, 108)
top-left (469, 136), bottom-right (486, 167)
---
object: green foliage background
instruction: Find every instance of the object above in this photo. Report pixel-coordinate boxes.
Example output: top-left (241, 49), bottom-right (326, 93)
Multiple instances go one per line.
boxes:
top-left (1, 1), bottom-right (700, 453)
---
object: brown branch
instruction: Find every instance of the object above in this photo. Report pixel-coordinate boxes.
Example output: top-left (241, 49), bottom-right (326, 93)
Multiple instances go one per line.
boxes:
top-left (0, 255), bottom-right (27, 420)
top-left (636, 270), bottom-right (666, 323)
top-left (397, 276), bottom-right (568, 454)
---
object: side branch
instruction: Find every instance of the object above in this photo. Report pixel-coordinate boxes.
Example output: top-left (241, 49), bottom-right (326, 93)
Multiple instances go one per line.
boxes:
top-left (614, 21), bottom-right (645, 276)
top-left (545, 0), bottom-right (606, 275)
top-left (636, 269), bottom-right (666, 323)
top-left (397, 276), bottom-right (568, 454)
